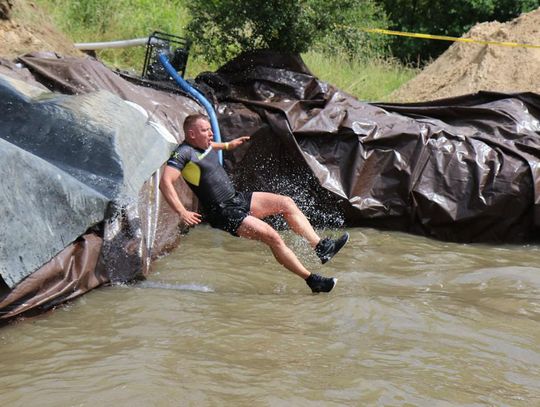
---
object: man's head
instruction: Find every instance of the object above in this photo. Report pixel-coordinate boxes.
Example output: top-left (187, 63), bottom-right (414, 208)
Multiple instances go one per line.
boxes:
top-left (183, 114), bottom-right (213, 150)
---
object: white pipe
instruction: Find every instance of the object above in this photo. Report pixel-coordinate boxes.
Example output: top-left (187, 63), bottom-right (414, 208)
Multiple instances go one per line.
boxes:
top-left (74, 37), bottom-right (162, 50)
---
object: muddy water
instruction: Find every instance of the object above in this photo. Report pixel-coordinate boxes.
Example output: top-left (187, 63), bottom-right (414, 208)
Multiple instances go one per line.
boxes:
top-left (2, 226), bottom-right (540, 406)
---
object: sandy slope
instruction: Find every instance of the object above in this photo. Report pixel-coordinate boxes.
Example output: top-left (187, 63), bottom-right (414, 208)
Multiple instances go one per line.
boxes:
top-left (0, 0), bottom-right (81, 59)
top-left (390, 8), bottom-right (540, 102)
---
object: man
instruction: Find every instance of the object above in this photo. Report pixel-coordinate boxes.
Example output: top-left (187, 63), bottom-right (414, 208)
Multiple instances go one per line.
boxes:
top-left (160, 114), bottom-right (349, 293)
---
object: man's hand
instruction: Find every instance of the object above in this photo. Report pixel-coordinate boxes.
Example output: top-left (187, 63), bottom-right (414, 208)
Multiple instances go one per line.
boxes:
top-left (228, 136), bottom-right (250, 149)
top-left (180, 209), bottom-right (202, 227)
top-left (212, 136), bottom-right (251, 151)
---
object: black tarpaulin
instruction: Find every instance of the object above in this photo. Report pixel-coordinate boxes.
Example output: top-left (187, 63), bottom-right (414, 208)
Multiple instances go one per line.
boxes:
top-left (197, 50), bottom-right (540, 243)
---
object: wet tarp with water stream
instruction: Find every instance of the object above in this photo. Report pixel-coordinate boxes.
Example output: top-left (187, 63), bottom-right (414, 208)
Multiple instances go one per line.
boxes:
top-left (2, 50), bottom-right (540, 320)
top-left (0, 70), bottom-right (183, 319)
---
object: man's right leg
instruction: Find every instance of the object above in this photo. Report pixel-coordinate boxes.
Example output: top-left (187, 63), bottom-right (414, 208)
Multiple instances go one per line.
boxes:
top-left (250, 192), bottom-right (321, 247)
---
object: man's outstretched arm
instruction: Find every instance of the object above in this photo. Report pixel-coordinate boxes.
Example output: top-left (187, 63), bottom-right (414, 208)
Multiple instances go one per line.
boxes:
top-left (160, 166), bottom-right (202, 226)
top-left (211, 136), bottom-right (250, 151)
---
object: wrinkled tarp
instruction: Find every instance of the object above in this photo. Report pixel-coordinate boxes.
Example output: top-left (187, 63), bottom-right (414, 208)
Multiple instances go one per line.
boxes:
top-left (16, 51), bottom-right (540, 243)
top-left (0, 233), bottom-right (105, 319)
top-left (18, 52), bottom-right (201, 138)
top-left (194, 50), bottom-right (540, 243)
top-left (0, 71), bottom-right (182, 319)
top-left (0, 58), bottom-right (47, 90)
top-left (3, 49), bottom-right (540, 320)
top-left (16, 52), bottom-right (200, 257)
top-left (0, 73), bottom-right (176, 286)
top-left (15, 52), bottom-right (201, 253)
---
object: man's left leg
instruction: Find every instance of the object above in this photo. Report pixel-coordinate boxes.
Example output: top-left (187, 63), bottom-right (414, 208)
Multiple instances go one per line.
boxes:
top-left (250, 192), bottom-right (349, 264)
top-left (250, 192), bottom-right (320, 247)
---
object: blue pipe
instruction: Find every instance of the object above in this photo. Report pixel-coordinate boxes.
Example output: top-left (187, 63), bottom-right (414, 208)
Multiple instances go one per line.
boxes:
top-left (158, 53), bottom-right (223, 164)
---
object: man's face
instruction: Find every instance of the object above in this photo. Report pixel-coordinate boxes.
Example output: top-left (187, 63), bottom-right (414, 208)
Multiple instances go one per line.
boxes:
top-left (187, 118), bottom-right (213, 149)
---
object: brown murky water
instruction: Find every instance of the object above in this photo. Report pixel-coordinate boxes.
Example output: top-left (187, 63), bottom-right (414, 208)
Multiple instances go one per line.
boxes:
top-left (2, 226), bottom-right (540, 406)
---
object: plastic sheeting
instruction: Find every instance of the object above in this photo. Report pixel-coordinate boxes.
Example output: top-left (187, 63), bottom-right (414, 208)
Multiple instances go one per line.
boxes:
top-left (17, 51), bottom-right (540, 243)
top-left (0, 72), bottom-right (178, 318)
top-left (18, 52), bottom-right (201, 138)
top-left (0, 55), bottom-right (198, 320)
top-left (15, 52), bottom-right (201, 265)
top-left (196, 50), bottom-right (540, 243)
top-left (3, 49), bottom-right (539, 321)
top-left (0, 233), bottom-right (105, 320)
top-left (1, 73), bottom-right (176, 281)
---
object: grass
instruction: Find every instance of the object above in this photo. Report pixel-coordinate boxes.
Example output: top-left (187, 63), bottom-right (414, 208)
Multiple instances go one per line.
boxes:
top-left (302, 51), bottom-right (417, 102)
top-left (33, 0), bottom-right (190, 70)
top-left (33, 0), bottom-right (417, 100)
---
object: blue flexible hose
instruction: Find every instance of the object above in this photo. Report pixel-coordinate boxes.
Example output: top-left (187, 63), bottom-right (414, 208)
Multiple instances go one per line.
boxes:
top-left (158, 53), bottom-right (223, 164)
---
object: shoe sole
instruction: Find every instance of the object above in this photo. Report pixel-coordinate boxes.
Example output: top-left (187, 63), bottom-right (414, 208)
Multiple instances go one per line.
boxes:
top-left (329, 277), bottom-right (337, 293)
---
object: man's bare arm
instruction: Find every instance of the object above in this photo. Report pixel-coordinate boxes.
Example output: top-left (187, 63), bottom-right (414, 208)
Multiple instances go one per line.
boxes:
top-left (211, 136), bottom-right (250, 151)
top-left (159, 166), bottom-right (202, 226)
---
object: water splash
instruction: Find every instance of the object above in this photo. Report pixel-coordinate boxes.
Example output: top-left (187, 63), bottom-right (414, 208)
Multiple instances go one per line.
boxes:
top-left (230, 139), bottom-right (346, 229)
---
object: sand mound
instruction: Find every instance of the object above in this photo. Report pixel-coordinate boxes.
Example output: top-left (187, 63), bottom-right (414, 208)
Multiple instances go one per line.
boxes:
top-left (390, 7), bottom-right (540, 102)
top-left (0, 0), bottom-right (81, 59)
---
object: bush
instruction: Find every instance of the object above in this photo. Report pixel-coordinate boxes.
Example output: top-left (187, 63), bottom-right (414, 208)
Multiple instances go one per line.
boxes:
top-left (186, 0), bottom-right (391, 64)
top-left (311, 0), bottom-right (391, 61)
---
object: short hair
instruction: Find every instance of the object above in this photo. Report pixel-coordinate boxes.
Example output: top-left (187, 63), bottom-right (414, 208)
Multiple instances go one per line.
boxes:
top-left (183, 113), bottom-right (209, 135)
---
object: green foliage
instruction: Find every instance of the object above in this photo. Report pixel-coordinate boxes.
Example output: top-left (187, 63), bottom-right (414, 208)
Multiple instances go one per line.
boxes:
top-left (33, 0), bottom-right (414, 100)
top-left (311, 0), bottom-right (391, 60)
top-left (303, 51), bottom-right (417, 101)
top-left (59, 0), bottom-right (113, 33)
top-left (379, 0), bottom-right (540, 64)
top-left (35, 0), bottom-right (190, 69)
top-left (185, 0), bottom-right (391, 64)
top-left (186, 0), bottom-right (311, 64)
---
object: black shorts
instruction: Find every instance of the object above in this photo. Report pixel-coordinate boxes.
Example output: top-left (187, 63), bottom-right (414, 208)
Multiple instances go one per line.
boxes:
top-left (204, 192), bottom-right (253, 236)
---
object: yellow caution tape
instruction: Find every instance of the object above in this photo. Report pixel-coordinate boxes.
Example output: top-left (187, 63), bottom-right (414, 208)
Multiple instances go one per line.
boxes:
top-left (358, 27), bottom-right (540, 49)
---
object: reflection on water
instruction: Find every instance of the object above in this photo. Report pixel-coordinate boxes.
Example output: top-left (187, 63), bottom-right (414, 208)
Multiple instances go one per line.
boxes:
top-left (2, 226), bottom-right (540, 406)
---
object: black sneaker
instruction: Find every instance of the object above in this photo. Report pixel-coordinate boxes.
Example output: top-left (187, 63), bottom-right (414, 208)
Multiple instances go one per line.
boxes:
top-left (306, 273), bottom-right (337, 293)
top-left (315, 232), bottom-right (350, 264)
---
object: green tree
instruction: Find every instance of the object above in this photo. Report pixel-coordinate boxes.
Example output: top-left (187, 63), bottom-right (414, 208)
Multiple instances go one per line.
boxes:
top-left (185, 0), bottom-right (390, 64)
top-left (311, 0), bottom-right (390, 60)
top-left (379, 0), bottom-right (539, 64)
